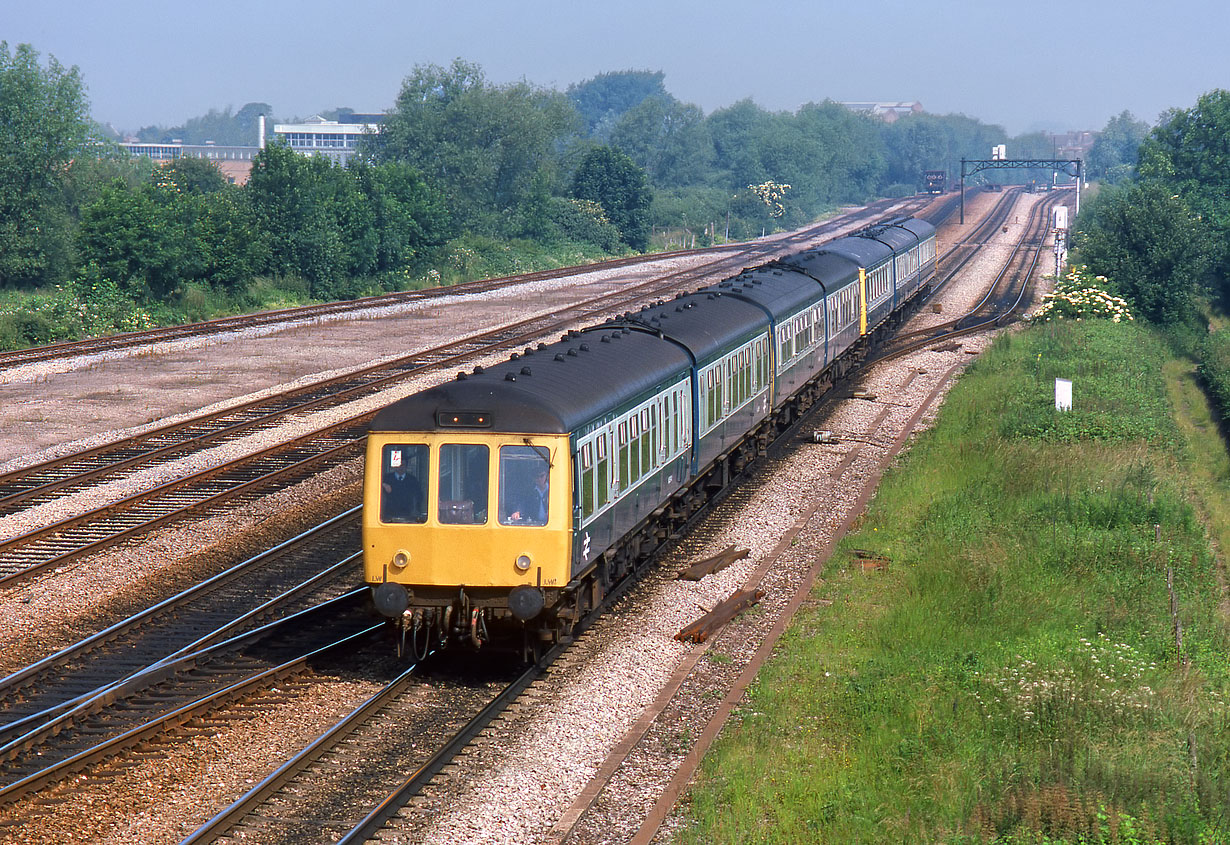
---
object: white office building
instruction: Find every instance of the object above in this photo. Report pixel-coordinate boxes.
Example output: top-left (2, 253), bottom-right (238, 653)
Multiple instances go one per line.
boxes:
top-left (272, 114), bottom-right (382, 165)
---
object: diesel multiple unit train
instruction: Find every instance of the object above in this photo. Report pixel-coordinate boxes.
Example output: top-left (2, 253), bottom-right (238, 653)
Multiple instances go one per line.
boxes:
top-left (364, 216), bottom-right (937, 656)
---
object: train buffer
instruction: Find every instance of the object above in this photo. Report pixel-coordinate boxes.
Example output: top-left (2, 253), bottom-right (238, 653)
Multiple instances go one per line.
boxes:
top-left (677, 545), bottom-right (750, 581)
top-left (675, 588), bottom-right (765, 644)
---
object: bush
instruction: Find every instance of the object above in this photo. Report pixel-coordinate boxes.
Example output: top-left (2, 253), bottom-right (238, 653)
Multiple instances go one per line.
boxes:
top-left (1197, 329), bottom-right (1230, 423)
top-left (1031, 265), bottom-right (1135, 324)
top-left (170, 282), bottom-right (229, 324)
top-left (0, 273), bottom-right (155, 350)
top-left (882, 182), bottom-right (916, 198)
top-left (548, 197), bottom-right (623, 252)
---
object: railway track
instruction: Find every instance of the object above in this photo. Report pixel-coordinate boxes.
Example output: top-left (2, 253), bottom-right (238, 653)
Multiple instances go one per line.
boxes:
top-left (872, 189), bottom-right (1065, 363)
top-left (0, 508), bottom-right (361, 746)
top-left (0, 200), bottom-right (945, 591)
top-left (0, 191), bottom-right (1001, 841)
top-left (356, 192), bottom-right (1066, 844)
top-left (0, 593), bottom-right (380, 809)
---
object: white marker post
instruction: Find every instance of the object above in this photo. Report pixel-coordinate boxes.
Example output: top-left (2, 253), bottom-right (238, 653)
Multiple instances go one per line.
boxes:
top-left (1055, 378), bottom-right (1072, 412)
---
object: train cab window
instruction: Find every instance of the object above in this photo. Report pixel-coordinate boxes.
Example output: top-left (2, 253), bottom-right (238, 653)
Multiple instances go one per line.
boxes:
top-left (499, 445), bottom-right (551, 526)
top-left (380, 444), bottom-right (428, 524)
top-left (438, 444), bottom-right (488, 524)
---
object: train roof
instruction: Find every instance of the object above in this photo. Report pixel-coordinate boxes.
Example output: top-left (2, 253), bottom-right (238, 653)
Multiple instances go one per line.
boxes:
top-left (770, 249), bottom-right (861, 290)
top-left (857, 222), bottom-right (917, 252)
top-left (369, 328), bottom-right (693, 435)
top-left (893, 217), bottom-right (936, 240)
top-left (852, 216), bottom-right (935, 252)
top-left (609, 290), bottom-right (771, 364)
top-left (704, 266), bottom-right (829, 319)
top-left (819, 233), bottom-right (894, 267)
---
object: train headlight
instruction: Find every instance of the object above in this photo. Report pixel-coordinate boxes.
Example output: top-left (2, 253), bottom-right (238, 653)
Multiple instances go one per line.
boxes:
top-left (515, 554), bottom-right (532, 572)
top-left (392, 549), bottom-right (411, 569)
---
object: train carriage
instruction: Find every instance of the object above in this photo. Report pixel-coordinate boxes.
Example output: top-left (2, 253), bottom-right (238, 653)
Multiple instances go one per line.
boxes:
top-left (705, 267), bottom-right (835, 404)
top-left (613, 292), bottom-right (773, 473)
top-left (820, 235), bottom-right (896, 336)
top-left (895, 217), bottom-right (938, 299)
top-left (770, 249), bottom-right (863, 374)
top-left (364, 328), bottom-right (694, 641)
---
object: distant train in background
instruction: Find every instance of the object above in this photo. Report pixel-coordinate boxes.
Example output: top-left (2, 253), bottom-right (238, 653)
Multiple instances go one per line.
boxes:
top-left (363, 216), bottom-right (938, 658)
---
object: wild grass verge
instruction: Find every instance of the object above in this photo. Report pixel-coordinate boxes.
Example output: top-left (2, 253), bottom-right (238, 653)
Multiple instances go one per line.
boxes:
top-left (0, 235), bottom-right (618, 352)
top-left (678, 321), bottom-right (1230, 844)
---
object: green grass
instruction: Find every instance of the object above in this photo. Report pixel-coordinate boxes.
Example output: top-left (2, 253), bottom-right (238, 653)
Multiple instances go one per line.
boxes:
top-left (677, 321), bottom-right (1230, 844)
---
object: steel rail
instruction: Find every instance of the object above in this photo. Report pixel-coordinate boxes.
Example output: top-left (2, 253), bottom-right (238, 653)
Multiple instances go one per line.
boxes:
top-left (0, 615), bottom-right (382, 806)
top-left (0, 507), bottom-right (361, 742)
top-left (870, 192), bottom-right (1065, 365)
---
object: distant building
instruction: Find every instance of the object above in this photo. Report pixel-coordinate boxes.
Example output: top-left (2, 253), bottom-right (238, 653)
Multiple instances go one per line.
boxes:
top-left (118, 141), bottom-right (260, 185)
top-left (272, 114), bottom-right (383, 166)
top-left (120, 113), bottom-right (267, 185)
top-left (120, 112), bottom-right (389, 179)
top-left (840, 101), bottom-right (924, 123)
top-left (1050, 130), bottom-right (1096, 161)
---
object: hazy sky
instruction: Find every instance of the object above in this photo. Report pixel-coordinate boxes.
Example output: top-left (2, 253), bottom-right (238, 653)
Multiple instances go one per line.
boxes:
top-left (7, 1), bottom-right (1229, 136)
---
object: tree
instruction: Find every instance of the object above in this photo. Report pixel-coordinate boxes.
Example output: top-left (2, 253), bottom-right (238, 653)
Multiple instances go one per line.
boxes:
top-left (246, 144), bottom-right (450, 295)
top-left (881, 112), bottom-right (1007, 192)
top-left (1137, 89), bottom-right (1230, 295)
top-left (373, 60), bottom-right (581, 233)
top-left (706, 99), bottom-right (776, 190)
top-left (571, 147), bottom-right (652, 250)
top-left (137, 102), bottom-right (273, 146)
top-left (1086, 111), bottom-right (1150, 184)
top-left (245, 143), bottom-right (352, 291)
top-left (76, 180), bottom-right (185, 299)
top-left (609, 93), bottom-right (712, 187)
top-left (0, 42), bottom-right (95, 287)
top-left (158, 156), bottom-right (230, 195)
top-left (1072, 180), bottom-right (1211, 325)
top-left (348, 160), bottom-right (451, 274)
top-left (567, 70), bottom-right (668, 139)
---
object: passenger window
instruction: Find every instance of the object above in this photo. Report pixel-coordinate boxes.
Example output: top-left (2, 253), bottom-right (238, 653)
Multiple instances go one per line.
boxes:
top-left (597, 458), bottom-right (610, 507)
top-left (630, 423), bottom-right (641, 481)
top-left (499, 445), bottom-right (551, 526)
top-left (580, 442), bottom-right (595, 520)
top-left (380, 444), bottom-right (428, 524)
top-left (437, 444), bottom-right (488, 524)
top-left (618, 422), bottom-right (630, 492)
top-left (596, 433), bottom-right (610, 508)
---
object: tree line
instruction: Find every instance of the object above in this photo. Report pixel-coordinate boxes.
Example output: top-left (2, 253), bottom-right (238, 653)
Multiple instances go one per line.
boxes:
top-left (1, 43), bottom-right (1125, 346)
top-left (1072, 93), bottom-right (1230, 328)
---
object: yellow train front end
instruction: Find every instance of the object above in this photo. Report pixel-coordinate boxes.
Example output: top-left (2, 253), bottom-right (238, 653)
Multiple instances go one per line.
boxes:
top-left (363, 428), bottom-right (573, 652)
